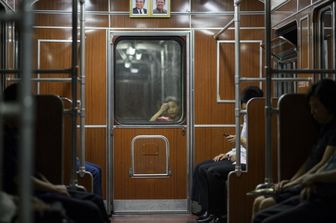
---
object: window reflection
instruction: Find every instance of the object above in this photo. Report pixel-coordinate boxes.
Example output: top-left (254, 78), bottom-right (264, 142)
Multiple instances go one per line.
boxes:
top-left (114, 37), bottom-right (184, 124)
top-left (320, 8), bottom-right (333, 74)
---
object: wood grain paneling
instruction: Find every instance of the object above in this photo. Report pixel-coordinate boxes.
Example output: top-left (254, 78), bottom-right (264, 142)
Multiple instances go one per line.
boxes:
top-left (34, 0), bottom-right (108, 11)
top-left (133, 138), bottom-right (167, 174)
top-left (272, 0), bottom-right (298, 25)
top-left (299, 16), bottom-right (309, 69)
top-left (34, 14), bottom-right (109, 27)
top-left (35, 95), bottom-right (64, 185)
top-left (63, 120), bottom-right (108, 197)
top-left (228, 98), bottom-right (278, 223)
top-left (191, 15), bottom-right (264, 28)
top-left (219, 42), bottom-right (261, 101)
top-left (110, 15), bottom-right (190, 28)
top-left (113, 128), bottom-right (187, 199)
top-left (297, 15), bottom-right (313, 93)
top-left (194, 30), bottom-right (228, 124)
top-left (37, 41), bottom-right (73, 98)
top-left (278, 94), bottom-right (318, 180)
top-left (85, 128), bottom-right (107, 197)
top-left (85, 29), bottom-right (107, 125)
top-left (194, 29), bottom-right (264, 124)
top-left (32, 29), bottom-right (107, 124)
top-left (191, 0), bottom-right (263, 12)
top-left (194, 127), bottom-right (236, 164)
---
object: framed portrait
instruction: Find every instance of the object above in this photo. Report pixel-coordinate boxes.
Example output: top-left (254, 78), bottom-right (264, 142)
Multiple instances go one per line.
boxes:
top-left (129, 0), bottom-right (171, 18)
top-left (151, 0), bottom-right (170, 17)
top-left (130, 0), bottom-right (149, 17)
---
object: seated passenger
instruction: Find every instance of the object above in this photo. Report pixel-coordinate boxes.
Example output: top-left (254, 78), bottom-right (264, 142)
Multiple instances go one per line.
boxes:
top-left (253, 79), bottom-right (336, 223)
top-left (2, 83), bottom-right (109, 223)
top-left (76, 158), bottom-right (103, 196)
top-left (149, 96), bottom-right (180, 122)
top-left (192, 86), bottom-right (263, 223)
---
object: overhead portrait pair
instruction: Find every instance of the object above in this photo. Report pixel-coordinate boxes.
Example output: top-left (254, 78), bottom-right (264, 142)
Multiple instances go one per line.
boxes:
top-left (130, 0), bottom-right (170, 17)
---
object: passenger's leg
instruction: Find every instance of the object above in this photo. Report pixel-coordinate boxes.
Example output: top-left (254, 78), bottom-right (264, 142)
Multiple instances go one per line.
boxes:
top-left (252, 196), bottom-right (266, 219)
top-left (206, 159), bottom-right (235, 217)
top-left (259, 197), bottom-right (276, 211)
top-left (263, 198), bottom-right (336, 223)
top-left (68, 189), bottom-right (109, 221)
top-left (192, 160), bottom-right (215, 212)
top-left (253, 195), bottom-right (300, 223)
top-left (37, 192), bottom-right (105, 223)
top-left (85, 162), bottom-right (103, 196)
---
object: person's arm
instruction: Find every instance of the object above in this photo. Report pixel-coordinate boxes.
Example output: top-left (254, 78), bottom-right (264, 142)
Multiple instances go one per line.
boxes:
top-left (302, 168), bottom-right (336, 186)
top-left (149, 103), bottom-right (168, 121)
top-left (33, 177), bottom-right (70, 197)
top-left (283, 145), bottom-right (335, 188)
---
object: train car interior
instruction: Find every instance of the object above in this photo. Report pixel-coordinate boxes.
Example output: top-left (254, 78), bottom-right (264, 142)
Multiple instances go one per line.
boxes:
top-left (0, 0), bottom-right (335, 223)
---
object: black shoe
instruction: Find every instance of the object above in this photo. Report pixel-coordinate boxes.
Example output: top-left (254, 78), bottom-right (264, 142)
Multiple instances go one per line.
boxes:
top-left (197, 214), bottom-right (215, 223)
top-left (196, 211), bottom-right (209, 220)
top-left (193, 208), bottom-right (206, 216)
top-left (213, 215), bottom-right (227, 223)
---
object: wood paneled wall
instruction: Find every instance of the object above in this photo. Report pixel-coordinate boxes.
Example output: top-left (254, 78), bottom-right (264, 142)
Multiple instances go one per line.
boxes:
top-left (228, 98), bottom-right (278, 223)
top-left (113, 128), bottom-right (187, 199)
top-left (30, 0), bottom-right (281, 201)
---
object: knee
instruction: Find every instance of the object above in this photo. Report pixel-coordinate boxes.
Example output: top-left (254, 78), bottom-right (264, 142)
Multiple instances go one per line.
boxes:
top-left (259, 197), bottom-right (275, 211)
top-left (252, 196), bottom-right (265, 215)
top-left (199, 164), bottom-right (210, 176)
top-left (253, 196), bottom-right (264, 208)
top-left (207, 168), bottom-right (219, 178)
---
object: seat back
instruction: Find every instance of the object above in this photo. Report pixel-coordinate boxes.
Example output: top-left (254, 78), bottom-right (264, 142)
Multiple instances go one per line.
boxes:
top-left (34, 95), bottom-right (64, 184)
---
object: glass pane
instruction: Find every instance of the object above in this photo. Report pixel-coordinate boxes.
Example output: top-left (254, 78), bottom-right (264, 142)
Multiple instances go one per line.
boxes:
top-left (114, 37), bottom-right (184, 124)
top-left (320, 8), bottom-right (333, 71)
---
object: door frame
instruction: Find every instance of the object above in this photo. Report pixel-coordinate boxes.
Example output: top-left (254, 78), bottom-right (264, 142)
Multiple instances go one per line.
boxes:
top-left (106, 30), bottom-right (194, 213)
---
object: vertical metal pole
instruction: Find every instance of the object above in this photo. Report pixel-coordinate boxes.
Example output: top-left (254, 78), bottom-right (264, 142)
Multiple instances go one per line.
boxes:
top-left (71, 0), bottom-right (78, 187)
top-left (19, 1), bottom-right (35, 223)
top-left (79, 0), bottom-right (86, 173)
top-left (106, 32), bottom-right (113, 214)
top-left (188, 31), bottom-right (194, 213)
top-left (264, 0), bottom-right (273, 185)
top-left (234, 0), bottom-right (242, 172)
top-left (333, 2), bottom-right (336, 73)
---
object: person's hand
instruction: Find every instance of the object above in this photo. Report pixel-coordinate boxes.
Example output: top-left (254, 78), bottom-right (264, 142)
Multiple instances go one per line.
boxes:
top-left (213, 153), bottom-right (226, 161)
top-left (159, 103), bottom-right (169, 113)
top-left (274, 180), bottom-right (289, 191)
top-left (228, 154), bottom-right (236, 162)
top-left (225, 134), bottom-right (236, 144)
top-left (53, 185), bottom-right (70, 197)
top-left (300, 185), bottom-right (315, 201)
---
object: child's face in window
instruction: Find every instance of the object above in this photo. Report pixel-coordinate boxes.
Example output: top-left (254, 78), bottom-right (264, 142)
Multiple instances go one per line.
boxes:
top-left (167, 101), bottom-right (179, 119)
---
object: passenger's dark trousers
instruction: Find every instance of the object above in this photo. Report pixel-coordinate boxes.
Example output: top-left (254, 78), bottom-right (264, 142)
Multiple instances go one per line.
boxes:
top-left (192, 159), bottom-right (213, 209)
top-left (37, 189), bottom-right (108, 223)
top-left (192, 159), bottom-right (236, 213)
top-left (253, 195), bottom-right (336, 223)
top-left (207, 160), bottom-right (245, 216)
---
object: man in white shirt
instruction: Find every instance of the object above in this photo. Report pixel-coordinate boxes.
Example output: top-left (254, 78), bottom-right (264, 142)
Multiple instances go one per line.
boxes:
top-left (192, 86), bottom-right (263, 223)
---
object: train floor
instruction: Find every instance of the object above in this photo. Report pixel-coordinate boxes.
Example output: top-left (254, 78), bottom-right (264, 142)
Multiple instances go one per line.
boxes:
top-left (110, 214), bottom-right (197, 223)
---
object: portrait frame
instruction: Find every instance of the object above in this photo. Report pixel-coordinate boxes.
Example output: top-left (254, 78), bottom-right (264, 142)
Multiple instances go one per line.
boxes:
top-left (130, 0), bottom-right (149, 17)
top-left (129, 0), bottom-right (171, 18)
top-left (150, 0), bottom-right (171, 18)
